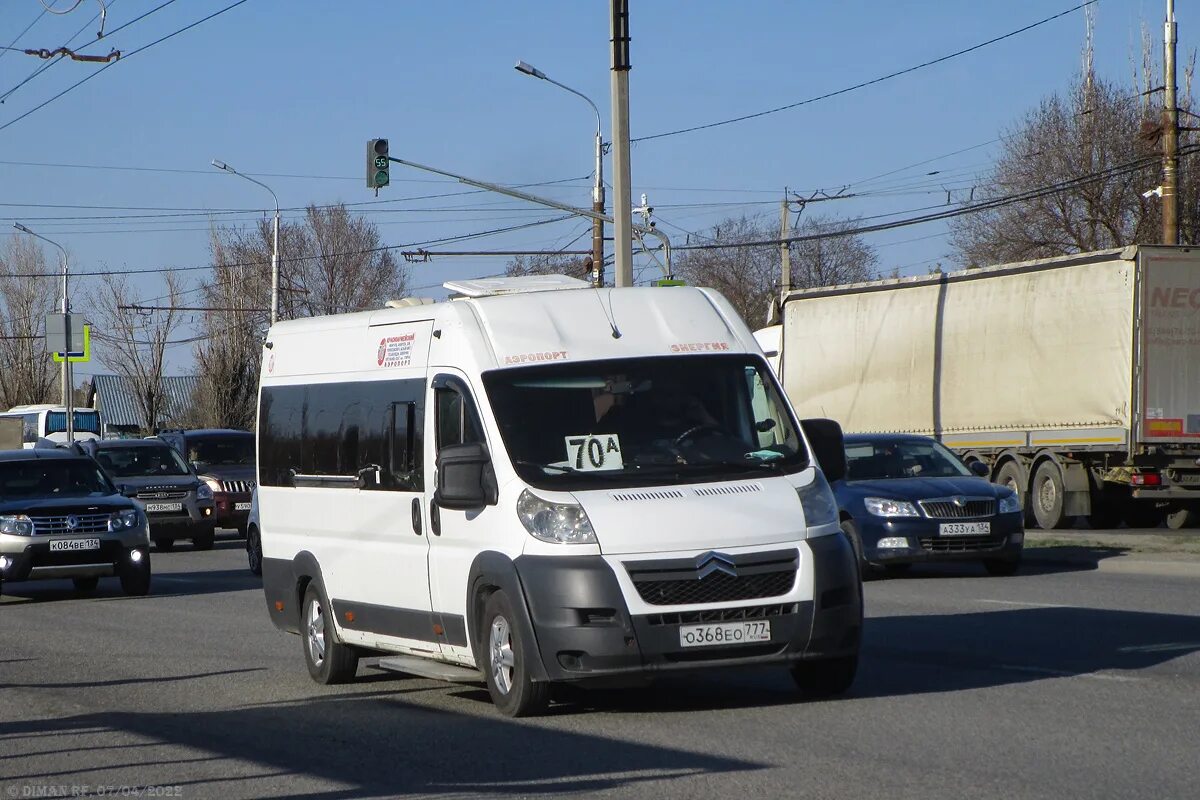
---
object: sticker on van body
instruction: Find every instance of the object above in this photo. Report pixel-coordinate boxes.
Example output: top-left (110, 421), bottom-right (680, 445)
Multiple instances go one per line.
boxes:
top-left (377, 332), bottom-right (416, 368)
top-left (564, 434), bottom-right (624, 471)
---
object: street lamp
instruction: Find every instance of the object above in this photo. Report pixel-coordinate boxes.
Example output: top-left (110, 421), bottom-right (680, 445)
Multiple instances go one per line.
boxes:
top-left (515, 60), bottom-right (606, 287)
top-left (211, 159), bottom-right (281, 324)
top-left (13, 222), bottom-right (74, 443)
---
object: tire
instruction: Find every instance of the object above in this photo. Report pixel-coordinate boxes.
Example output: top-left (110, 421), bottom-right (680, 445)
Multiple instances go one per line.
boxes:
top-left (301, 584), bottom-right (359, 685)
top-left (1086, 502), bottom-right (1122, 530)
top-left (791, 654), bottom-right (858, 699)
top-left (237, 525), bottom-right (249, 538)
top-left (1031, 460), bottom-right (1072, 530)
top-left (480, 590), bottom-right (550, 717)
top-left (246, 526), bottom-right (263, 576)
top-left (72, 576), bottom-right (99, 593)
top-left (996, 460), bottom-right (1035, 528)
top-left (1165, 504), bottom-right (1200, 530)
top-left (840, 519), bottom-right (870, 580)
top-left (119, 552), bottom-right (152, 596)
top-left (191, 526), bottom-right (216, 551)
top-left (1122, 503), bottom-right (1163, 529)
top-left (983, 557), bottom-right (1021, 576)
top-left (153, 538), bottom-right (175, 552)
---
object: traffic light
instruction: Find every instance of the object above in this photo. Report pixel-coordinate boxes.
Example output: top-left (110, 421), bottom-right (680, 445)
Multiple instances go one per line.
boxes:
top-left (367, 138), bottom-right (389, 188)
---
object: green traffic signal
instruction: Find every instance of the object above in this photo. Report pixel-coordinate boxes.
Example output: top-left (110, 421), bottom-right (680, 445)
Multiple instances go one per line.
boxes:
top-left (368, 138), bottom-right (389, 189)
top-left (374, 170), bottom-right (389, 187)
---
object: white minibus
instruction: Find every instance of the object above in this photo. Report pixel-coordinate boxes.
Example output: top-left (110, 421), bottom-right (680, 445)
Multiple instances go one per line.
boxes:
top-left (258, 276), bottom-right (861, 716)
top-left (1, 405), bottom-right (101, 448)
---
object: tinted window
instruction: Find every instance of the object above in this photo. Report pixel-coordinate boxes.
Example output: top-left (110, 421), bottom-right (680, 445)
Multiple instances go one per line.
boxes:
top-left (435, 385), bottom-right (484, 450)
top-left (844, 439), bottom-right (971, 480)
top-left (0, 459), bottom-right (115, 499)
top-left (46, 410), bottom-right (101, 435)
top-left (259, 379), bottom-right (424, 491)
top-left (96, 445), bottom-right (191, 477)
top-left (186, 435), bottom-right (254, 468)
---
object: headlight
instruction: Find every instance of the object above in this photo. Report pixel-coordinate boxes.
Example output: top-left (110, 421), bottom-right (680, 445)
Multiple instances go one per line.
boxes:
top-left (998, 493), bottom-right (1022, 514)
top-left (109, 509), bottom-right (140, 531)
top-left (795, 470), bottom-right (839, 529)
top-left (196, 483), bottom-right (214, 501)
top-left (0, 514), bottom-right (34, 536)
top-left (203, 477), bottom-right (222, 493)
top-left (864, 497), bottom-right (919, 517)
top-left (516, 489), bottom-right (597, 545)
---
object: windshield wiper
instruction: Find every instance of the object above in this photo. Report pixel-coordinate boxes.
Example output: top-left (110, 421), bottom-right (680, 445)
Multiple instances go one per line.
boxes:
top-left (510, 459), bottom-right (592, 475)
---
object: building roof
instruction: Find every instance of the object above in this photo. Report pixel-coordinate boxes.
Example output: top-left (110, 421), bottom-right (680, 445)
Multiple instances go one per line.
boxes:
top-left (86, 374), bottom-right (199, 429)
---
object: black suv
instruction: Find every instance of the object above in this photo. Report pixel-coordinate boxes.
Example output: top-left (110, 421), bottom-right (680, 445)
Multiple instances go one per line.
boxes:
top-left (0, 448), bottom-right (151, 597)
top-left (159, 429), bottom-right (255, 535)
top-left (80, 439), bottom-right (216, 551)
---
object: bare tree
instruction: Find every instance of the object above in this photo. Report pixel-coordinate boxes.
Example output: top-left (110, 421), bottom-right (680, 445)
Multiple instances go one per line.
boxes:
top-left (190, 203), bottom-right (407, 428)
top-left (674, 215), bottom-right (878, 325)
top-left (91, 272), bottom-right (187, 433)
top-left (505, 252), bottom-right (592, 280)
top-left (0, 235), bottom-right (59, 408)
top-left (950, 64), bottom-right (1198, 265)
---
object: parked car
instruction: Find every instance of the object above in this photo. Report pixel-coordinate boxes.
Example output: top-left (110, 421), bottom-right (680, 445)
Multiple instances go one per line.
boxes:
top-left (78, 439), bottom-right (215, 551)
top-left (0, 447), bottom-right (151, 597)
top-left (833, 434), bottom-right (1024, 577)
top-left (245, 487), bottom-right (261, 576)
top-left (159, 429), bottom-right (255, 535)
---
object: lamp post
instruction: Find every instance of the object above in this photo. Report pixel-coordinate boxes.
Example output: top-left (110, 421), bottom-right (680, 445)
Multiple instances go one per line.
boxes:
top-left (13, 223), bottom-right (73, 443)
top-left (211, 159), bottom-right (281, 323)
top-left (515, 60), bottom-right (606, 287)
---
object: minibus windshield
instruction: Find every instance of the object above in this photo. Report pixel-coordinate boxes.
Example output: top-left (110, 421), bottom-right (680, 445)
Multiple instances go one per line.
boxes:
top-left (483, 354), bottom-right (808, 490)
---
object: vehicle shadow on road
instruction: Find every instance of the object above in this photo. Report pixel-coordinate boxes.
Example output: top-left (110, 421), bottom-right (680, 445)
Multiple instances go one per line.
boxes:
top-left (0, 568), bottom-right (261, 604)
top-left (853, 605), bottom-right (1200, 699)
top-left (0, 690), bottom-right (766, 796)
top-left (0, 667), bottom-right (265, 691)
top-left (875, 548), bottom-right (1133, 579)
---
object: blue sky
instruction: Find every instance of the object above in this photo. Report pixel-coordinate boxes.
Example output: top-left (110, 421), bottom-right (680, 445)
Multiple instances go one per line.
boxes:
top-left (0, 0), bottom-right (1177, 377)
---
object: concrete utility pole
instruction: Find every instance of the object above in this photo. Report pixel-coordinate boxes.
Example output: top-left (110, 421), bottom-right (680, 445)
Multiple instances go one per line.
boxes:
top-left (514, 60), bottom-right (607, 287)
top-left (780, 195), bottom-right (792, 296)
top-left (1162, 0), bottom-right (1179, 245)
top-left (609, 0), bottom-right (634, 287)
top-left (14, 223), bottom-right (72, 442)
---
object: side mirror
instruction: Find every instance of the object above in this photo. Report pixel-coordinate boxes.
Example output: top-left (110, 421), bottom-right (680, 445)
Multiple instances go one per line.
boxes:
top-left (434, 442), bottom-right (498, 510)
top-left (800, 418), bottom-right (847, 483)
top-left (969, 460), bottom-right (990, 478)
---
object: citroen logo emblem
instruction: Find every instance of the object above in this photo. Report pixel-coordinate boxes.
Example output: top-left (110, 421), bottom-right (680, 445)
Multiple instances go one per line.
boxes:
top-left (695, 551), bottom-right (738, 580)
top-left (66, 515), bottom-right (79, 530)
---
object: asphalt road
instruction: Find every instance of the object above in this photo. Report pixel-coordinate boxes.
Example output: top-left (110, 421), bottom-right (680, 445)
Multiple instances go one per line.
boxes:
top-left (2, 534), bottom-right (1198, 800)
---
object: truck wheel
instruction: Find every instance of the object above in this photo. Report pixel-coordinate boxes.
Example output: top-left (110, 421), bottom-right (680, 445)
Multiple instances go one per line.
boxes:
top-left (72, 576), bottom-right (99, 593)
top-left (1122, 503), bottom-right (1163, 529)
top-left (481, 590), bottom-right (550, 717)
top-left (302, 584), bottom-right (359, 684)
top-left (1086, 502), bottom-right (1122, 530)
top-left (1032, 461), bottom-right (1072, 530)
top-left (791, 654), bottom-right (858, 698)
top-left (1165, 504), bottom-right (1199, 530)
top-left (996, 461), bottom-right (1035, 528)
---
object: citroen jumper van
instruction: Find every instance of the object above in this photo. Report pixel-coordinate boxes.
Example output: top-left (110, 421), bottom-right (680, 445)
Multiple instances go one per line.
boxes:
top-left (258, 276), bottom-right (862, 716)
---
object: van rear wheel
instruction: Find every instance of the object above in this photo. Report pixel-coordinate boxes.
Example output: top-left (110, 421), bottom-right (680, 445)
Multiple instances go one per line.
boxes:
top-left (481, 590), bottom-right (549, 717)
top-left (302, 584), bottom-right (358, 684)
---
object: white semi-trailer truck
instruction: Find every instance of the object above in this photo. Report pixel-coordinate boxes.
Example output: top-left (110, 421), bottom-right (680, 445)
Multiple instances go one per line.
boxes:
top-left (758, 245), bottom-right (1200, 530)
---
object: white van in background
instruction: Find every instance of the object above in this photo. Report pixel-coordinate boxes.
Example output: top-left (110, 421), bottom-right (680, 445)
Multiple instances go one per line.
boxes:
top-left (258, 275), bottom-right (862, 716)
top-left (0, 405), bottom-right (101, 448)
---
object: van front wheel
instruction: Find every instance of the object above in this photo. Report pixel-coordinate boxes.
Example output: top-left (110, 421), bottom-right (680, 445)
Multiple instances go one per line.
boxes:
top-left (302, 585), bottom-right (358, 684)
top-left (481, 590), bottom-right (549, 717)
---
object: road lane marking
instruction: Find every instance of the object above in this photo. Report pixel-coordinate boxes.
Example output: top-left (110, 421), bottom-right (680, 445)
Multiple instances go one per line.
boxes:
top-left (976, 599), bottom-right (1071, 608)
top-left (995, 664), bottom-right (1139, 682)
top-left (1117, 642), bottom-right (1200, 654)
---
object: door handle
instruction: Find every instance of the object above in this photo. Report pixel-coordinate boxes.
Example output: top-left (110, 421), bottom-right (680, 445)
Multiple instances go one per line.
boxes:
top-left (430, 501), bottom-right (441, 536)
top-left (411, 497), bottom-right (422, 536)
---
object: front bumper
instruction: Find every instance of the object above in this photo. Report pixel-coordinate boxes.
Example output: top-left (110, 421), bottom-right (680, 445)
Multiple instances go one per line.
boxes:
top-left (0, 528), bottom-right (149, 582)
top-left (514, 533), bottom-right (862, 684)
top-left (858, 512), bottom-right (1024, 565)
top-left (143, 500), bottom-right (214, 541)
top-left (210, 493), bottom-right (252, 528)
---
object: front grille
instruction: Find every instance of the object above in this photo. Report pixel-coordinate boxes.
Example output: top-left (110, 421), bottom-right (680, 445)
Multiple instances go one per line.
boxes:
top-left (627, 549), bottom-right (799, 606)
top-left (919, 498), bottom-right (996, 519)
top-left (920, 536), bottom-right (1005, 553)
top-left (644, 603), bottom-right (799, 626)
top-left (136, 490), bottom-right (188, 501)
top-left (30, 513), bottom-right (111, 535)
top-left (219, 480), bottom-right (255, 494)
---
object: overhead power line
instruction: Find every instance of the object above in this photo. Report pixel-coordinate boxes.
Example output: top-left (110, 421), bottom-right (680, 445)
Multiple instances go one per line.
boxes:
top-left (632, 1), bottom-right (1097, 144)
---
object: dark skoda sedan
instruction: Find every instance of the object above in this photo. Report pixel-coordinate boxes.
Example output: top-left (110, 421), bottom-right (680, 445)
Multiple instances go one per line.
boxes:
top-left (833, 434), bottom-right (1024, 577)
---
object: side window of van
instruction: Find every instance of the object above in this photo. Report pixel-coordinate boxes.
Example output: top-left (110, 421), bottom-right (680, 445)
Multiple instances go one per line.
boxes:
top-left (435, 385), bottom-right (484, 450)
top-left (23, 413), bottom-right (38, 444)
